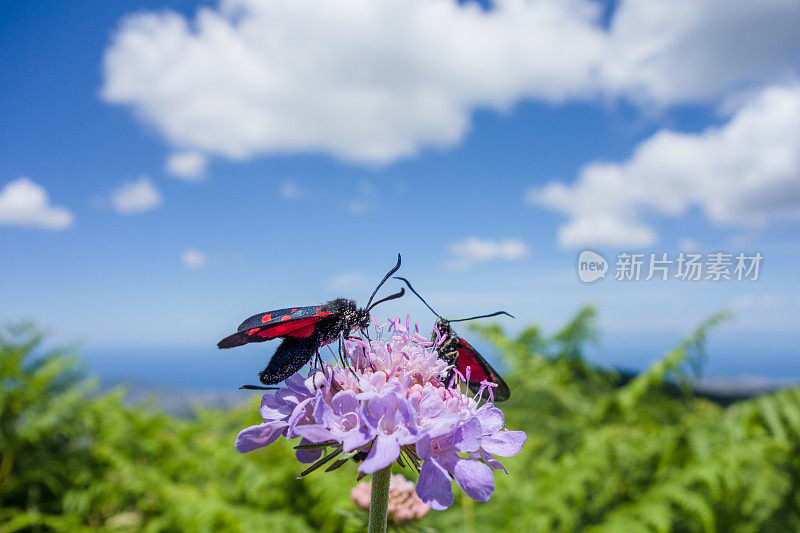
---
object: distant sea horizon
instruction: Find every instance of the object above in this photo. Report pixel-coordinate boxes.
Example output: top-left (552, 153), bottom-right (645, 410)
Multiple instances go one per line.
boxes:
top-left (81, 330), bottom-right (800, 393)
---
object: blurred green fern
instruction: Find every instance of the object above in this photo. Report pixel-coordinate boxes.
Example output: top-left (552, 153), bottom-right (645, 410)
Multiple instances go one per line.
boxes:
top-left (2, 309), bottom-right (799, 532)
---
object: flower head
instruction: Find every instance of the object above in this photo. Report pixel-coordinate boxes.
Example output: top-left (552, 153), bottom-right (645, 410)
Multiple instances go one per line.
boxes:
top-left (235, 316), bottom-right (526, 510)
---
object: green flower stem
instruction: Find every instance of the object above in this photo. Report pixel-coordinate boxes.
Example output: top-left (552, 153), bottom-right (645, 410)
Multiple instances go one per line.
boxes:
top-left (367, 466), bottom-right (391, 533)
top-left (463, 490), bottom-right (475, 533)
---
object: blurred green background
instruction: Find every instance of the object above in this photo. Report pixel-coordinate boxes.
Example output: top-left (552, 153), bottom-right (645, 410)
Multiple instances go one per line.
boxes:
top-left (4, 309), bottom-right (800, 532)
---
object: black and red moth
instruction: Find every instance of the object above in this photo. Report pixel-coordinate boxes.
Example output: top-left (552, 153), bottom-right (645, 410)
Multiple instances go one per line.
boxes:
top-left (394, 277), bottom-right (513, 402)
top-left (218, 254), bottom-right (405, 385)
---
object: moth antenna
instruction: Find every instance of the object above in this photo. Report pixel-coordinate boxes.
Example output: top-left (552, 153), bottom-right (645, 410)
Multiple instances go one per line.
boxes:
top-left (367, 287), bottom-right (405, 311)
top-left (449, 311), bottom-right (515, 323)
top-left (393, 277), bottom-right (439, 317)
top-left (365, 253), bottom-right (402, 308)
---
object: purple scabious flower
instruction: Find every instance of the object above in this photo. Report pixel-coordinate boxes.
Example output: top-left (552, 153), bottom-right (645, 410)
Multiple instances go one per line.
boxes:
top-left (235, 316), bottom-right (526, 510)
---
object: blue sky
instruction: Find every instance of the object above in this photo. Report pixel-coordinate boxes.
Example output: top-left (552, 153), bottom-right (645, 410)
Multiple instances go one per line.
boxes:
top-left (2, 0), bottom-right (799, 385)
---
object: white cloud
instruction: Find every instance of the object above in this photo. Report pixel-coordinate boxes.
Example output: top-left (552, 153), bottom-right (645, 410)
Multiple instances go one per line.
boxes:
top-left (181, 249), bottom-right (207, 269)
top-left (111, 176), bottom-right (163, 214)
top-left (101, 0), bottom-right (800, 165)
top-left (0, 177), bottom-right (74, 230)
top-left (445, 237), bottom-right (529, 271)
top-left (279, 179), bottom-right (304, 200)
top-left (554, 215), bottom-right (656, 249)
top-left (327, 271), bottom-right (367, 292)
top-left (345, 180), bottom-right (376, 216)
top-left (528, 83), bottom-right (800, 248)
top-left (166, 151), bottom-right (207, 180)
top-left (605, 0), bottom-right (800, 105)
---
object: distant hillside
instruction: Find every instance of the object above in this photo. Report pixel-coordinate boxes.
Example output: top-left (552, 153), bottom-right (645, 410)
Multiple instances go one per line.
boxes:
top-left (96, 378), bottom-right (248, 417)
top-left (97, 369), bottom-right (799, 417)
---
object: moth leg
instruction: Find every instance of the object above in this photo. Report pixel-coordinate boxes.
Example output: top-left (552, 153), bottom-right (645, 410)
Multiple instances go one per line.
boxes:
top-left (311, 350), bottom-right (318, 388)
top-left (340, 332), bottom-right (359, 378)
top-left (325, 343), bottom-right (337, 364)
top-left (340, 339), bottom-right (355, 376)
top-left (315, 350), bottom-right (327, 388)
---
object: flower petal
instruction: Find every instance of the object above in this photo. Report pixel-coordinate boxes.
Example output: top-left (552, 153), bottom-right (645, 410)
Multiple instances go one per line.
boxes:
top-left (455, 416), bottom-right (482, 453)
top-left (423, 413), bottom-right (460, 439)
top-left (332, 389), bottom-right (358, 414)
top-left (416, 458), bottom-right (454, 511)
top-left (342, 426), bottom-right (373, 452)
top-left (415, 435), bottom-right (433, 460)
top-left (367, 393), bottom-right (396, 421)
top-left (476, 406), bottom-right (504, 434)
top-left (279, 374), bottom-right (312, 403)
top-left (476, 450), bottom-right (508, 473)
top-left (453, 458), bottom-right (494, 502)
top-left (260, 393), bottom-right (291, 420)
top-left (293, 424), bottom-right (333, 443)
top-left (295, 438), bottom-right (324, 463)
top-left (234, 421), bottom-right (287, 453)
top-left (313, 393), bottom-right (333, 422)
top-left (286, 397), bottom-right (315, 437)
top-left (358, 434), bottom-right (400, 473)
top-left (418, 389), bottom-right (445, 418)
top-left (481, 430), bottom-right (527, 457)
